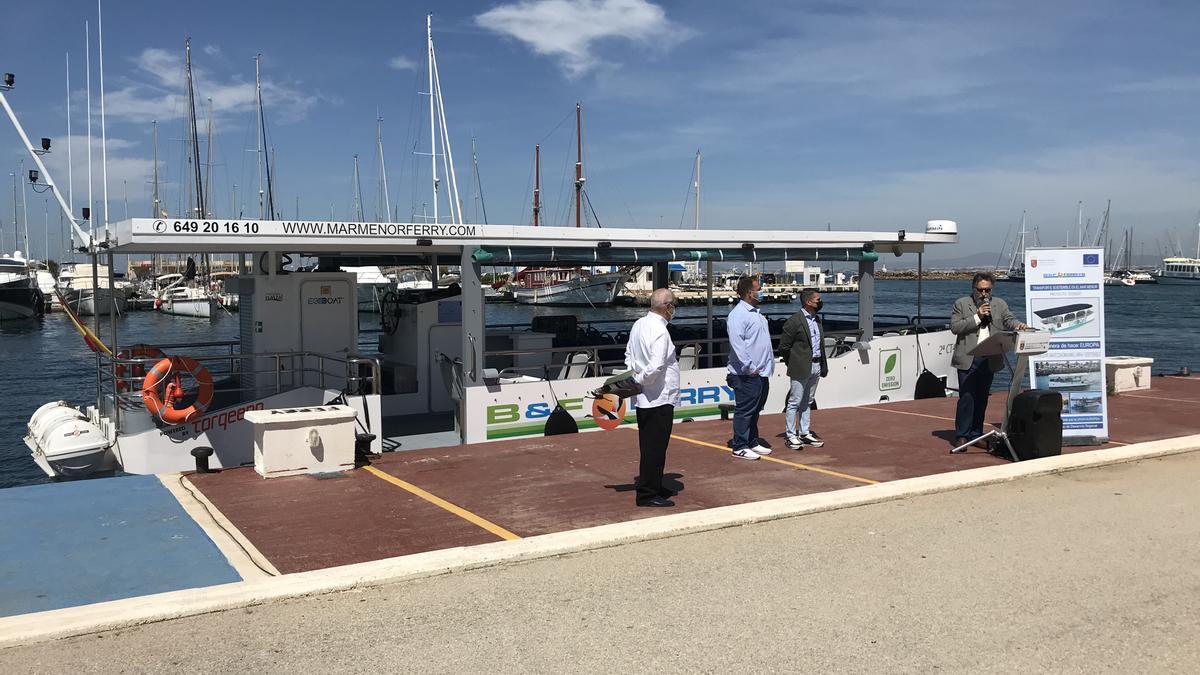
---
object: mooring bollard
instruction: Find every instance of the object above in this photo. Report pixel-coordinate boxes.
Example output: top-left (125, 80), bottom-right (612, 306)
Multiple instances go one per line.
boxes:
top-left (191, 446), bottom-right (214, 474)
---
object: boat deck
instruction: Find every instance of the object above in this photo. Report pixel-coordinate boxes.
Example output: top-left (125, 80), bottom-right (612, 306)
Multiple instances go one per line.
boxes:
top-left (4, 376), bottom-right (1196, 618)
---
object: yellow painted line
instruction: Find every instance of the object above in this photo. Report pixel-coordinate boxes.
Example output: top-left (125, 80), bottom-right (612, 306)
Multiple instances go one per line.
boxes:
top-left (1119, 393), bottom-right (1200, 404)
top-left (668, 432), bottom-right (880, 485)
top-left (862, 406), bottom-right (957, 423)
top-left (363, 465), bottom-right (521, 541)
top-left (1107, 440), bottom-right (1130, 446)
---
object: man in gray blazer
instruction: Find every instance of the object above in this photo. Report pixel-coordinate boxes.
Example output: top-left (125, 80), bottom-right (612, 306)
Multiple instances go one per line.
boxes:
top-left (950, 272), bottom-right (1026, 449)
top-left (778, 289), bottom-right (828, 449)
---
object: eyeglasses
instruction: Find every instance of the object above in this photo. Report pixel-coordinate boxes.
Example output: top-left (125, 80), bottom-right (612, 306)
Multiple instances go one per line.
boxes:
top-left (974, 286), bottom-right (993, 292)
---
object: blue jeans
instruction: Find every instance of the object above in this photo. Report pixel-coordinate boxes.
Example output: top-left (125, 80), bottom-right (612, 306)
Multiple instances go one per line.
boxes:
top-left (955, 356), bottom-right (994, 438)
top-left (785, 374), bottom-right (821, 437)
top-left (727, 374), bottom-right (769, 450)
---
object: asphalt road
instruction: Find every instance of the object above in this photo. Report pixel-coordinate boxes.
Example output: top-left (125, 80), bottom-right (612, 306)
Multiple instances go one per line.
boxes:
top-left (5, 452), bottom-right (1200, 673)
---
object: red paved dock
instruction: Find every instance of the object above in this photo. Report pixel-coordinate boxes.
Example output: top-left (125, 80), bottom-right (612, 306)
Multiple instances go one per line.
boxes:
top-left (187, 376), bottom-right (1200, 574)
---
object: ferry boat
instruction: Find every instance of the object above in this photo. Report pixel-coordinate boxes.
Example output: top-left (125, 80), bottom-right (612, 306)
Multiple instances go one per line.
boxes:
top-left (1048, 373), bottom-right (1091, 390)
top-left (23, 217), bottom-right (962, 479)
top-left (1032, 302), bottom-right (1096, 332)
top-left (1155, 257), bottom-right (1200, 285)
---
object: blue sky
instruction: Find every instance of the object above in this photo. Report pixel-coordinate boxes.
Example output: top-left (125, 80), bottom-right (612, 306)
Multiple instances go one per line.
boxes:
top-left (2, 0), bottom-right (1200, 263)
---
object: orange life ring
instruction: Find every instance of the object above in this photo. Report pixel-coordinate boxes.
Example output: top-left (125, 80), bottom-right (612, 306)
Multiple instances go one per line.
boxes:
top-left (115, 344), bottom-right (166, 392)
top-left (142, 356), bottom-right (214, 424)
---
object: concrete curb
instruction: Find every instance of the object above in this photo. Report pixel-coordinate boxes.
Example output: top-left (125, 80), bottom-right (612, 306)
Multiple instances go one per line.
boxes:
top-left (4, 433), bottom-right (1199, 649)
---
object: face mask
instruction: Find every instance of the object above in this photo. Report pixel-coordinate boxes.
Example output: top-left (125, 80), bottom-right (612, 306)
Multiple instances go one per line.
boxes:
top-left (754, 289), bottom-right (764, 302)
top-left (813, 300), bottom-right (824, 312)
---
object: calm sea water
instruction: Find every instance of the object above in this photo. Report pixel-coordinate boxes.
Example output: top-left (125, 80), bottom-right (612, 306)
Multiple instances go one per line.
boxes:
top-left (2, 279), bottom-right (1194, 489)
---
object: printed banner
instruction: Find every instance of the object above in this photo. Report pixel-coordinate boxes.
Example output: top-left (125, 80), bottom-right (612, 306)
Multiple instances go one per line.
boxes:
top-left (1024, 247), bottom-right (1108, 443)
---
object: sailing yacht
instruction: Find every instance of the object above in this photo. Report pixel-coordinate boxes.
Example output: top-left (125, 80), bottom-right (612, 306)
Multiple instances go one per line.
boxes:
top-left (0, 251), bottom-right (44, 320)
top-left (509, 104), bottom-right (634, 306)
top-left (998, 211), bottom-right (1029, 282)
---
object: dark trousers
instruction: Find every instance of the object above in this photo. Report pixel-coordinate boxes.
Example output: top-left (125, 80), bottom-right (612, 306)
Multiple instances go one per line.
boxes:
top-left (635, 404), bottom-right (674, 504)
top-left (955, 356), bottom-right (995, 438)
top-left (727, 374), bottom-right (770, 450)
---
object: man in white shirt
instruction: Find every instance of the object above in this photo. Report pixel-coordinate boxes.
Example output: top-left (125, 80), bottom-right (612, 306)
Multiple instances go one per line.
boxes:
top-left (624, 288), bottom-right (681, 507)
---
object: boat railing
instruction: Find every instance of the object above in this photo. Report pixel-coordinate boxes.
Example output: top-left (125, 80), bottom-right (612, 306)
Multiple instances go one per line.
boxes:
top-left (98, 347), bottom-right (380, 433)
top-left (479, 310), bottom-right (951, 380)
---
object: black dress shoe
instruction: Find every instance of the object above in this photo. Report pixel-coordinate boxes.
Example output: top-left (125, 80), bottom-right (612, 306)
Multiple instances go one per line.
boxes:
top-left (658, 488), bottom-right (678, 498)
top-left (637, 496), bottom-right (675, 507)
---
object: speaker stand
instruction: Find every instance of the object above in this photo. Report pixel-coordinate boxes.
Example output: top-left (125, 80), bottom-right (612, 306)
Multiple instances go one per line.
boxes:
top-left (949, 351), bottom-right (1031, 462)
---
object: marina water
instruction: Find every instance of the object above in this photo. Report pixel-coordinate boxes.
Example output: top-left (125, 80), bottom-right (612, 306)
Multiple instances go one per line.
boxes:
top-left (2, 279), bottom-right (1195, 489)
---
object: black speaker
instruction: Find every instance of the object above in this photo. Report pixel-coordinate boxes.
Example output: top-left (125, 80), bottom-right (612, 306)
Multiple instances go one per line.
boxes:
top-left (1007, 389), bottom-right (1063, 460)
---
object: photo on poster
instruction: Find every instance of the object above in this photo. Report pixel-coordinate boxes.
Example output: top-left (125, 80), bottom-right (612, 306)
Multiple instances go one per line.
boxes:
top-left (1033, 359), bottom-right (1103, 390)
top-left (1029, 297), bottom-right (1100, 336)
top-left (1064, 391), bottom-right (1104, 415)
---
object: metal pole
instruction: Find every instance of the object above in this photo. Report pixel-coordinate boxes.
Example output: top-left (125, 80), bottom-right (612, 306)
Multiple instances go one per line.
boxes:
top-left (108, 250), bottom-right (119, 430)
top-left (706, 259), bottom-right (713, 368)
top-left (917, 251), bottom-right (923, 329)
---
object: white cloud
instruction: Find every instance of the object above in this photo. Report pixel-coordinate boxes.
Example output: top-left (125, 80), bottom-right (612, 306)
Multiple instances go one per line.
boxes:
top-left (475, 0), bottom-right (687, 79)
top-left (389, 56), bottom-right (417, 71)
top-left (202, 44), bottom-right (222, 58)
top-left (100, 48), bottom-right (317, 124)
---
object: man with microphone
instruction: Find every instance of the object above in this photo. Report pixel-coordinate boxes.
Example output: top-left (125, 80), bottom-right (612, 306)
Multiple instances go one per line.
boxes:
top-left (950, 272), bottom-right (1026, 450)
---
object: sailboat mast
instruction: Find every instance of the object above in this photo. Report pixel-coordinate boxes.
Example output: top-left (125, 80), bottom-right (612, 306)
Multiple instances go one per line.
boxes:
top-left (97, 0), bottom-right (109, 232)
top-left (85, 21), bottom-right (93, 239)
top-left (152, 120), bottom-right (159, 272)
top-left (694, 148), bottom-right (701, 231)
top-left (377, 114), bottom-right (390, 223)
top-left (533, 144), bottom-right (540, 227)
top-left (65, 53), bottom-right (74, 227)
top-left (352, 154), bottom-right (363, 221)
top-left (151, 121), bottom-right (160, 217)
top-left (185, 39), bottom-right (205, 219)
top-left (1080, 201), bottom-right (1089, 249)
top-left (255, 55), bottom-right (264, 220)
top-left (427, 14), bottom-right (438, 224)
top-left (204, 98), bottom-right (213, 217)
top-left (574, 102), bottom-right (583, 228)
top-left (1007, 210), bottom-right (1026, 273)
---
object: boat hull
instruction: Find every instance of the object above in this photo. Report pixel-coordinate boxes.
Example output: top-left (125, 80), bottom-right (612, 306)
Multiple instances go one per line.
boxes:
top-left (65, 288), bottom-right (128, 316)
top-left (161, 296), bottom-right (217, 318)
top-left (1153, 274), bottom-right (1200, 285)
top-left (0, 283), bottom-right (44, 320)
top-left (512, 271), bottom-right (628, 306)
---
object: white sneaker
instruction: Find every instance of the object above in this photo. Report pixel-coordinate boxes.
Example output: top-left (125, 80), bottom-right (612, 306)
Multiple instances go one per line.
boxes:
top-left (799, 432), bottom-right (824, 448)
top-left (731, 447), bottom-right (761, 460)
top-left (751, 438), bottom-right (773, 455)
top-left (785, 435), bottom-right (803, 450)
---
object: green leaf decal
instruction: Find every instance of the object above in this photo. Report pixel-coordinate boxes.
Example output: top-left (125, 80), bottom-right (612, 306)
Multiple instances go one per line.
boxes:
top-left (884, 354), bottom-right (898, 374)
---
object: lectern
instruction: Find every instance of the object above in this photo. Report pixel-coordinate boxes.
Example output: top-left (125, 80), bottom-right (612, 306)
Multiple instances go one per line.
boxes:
top-left (950, 329), bottom-right (1051, 460)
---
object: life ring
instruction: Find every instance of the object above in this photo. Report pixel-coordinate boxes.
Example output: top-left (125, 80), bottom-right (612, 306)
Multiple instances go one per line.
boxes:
top-left (142, 356), bottom-right (214, 424)
top-left (116, 344), bottom-right (166, 392)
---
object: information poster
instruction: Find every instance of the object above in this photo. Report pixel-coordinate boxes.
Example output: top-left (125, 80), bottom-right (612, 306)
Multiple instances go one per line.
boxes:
top-left (1024, 247), bottom-right (1108, 444)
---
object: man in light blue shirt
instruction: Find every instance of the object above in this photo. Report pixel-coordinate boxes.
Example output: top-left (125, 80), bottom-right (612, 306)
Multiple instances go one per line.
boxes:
top-left (726, 275), bottom-right (774, 460)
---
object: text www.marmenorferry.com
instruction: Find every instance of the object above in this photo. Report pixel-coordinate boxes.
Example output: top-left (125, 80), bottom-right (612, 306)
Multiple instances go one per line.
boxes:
top-left (281, 221), bottom-right (478, 237)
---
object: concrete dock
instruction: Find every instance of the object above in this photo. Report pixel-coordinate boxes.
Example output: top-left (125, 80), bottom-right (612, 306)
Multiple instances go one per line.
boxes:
top-left (1, 375), bottom-right (1198, 652)
top-left (3, 449), bottom-right (1198, 671)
